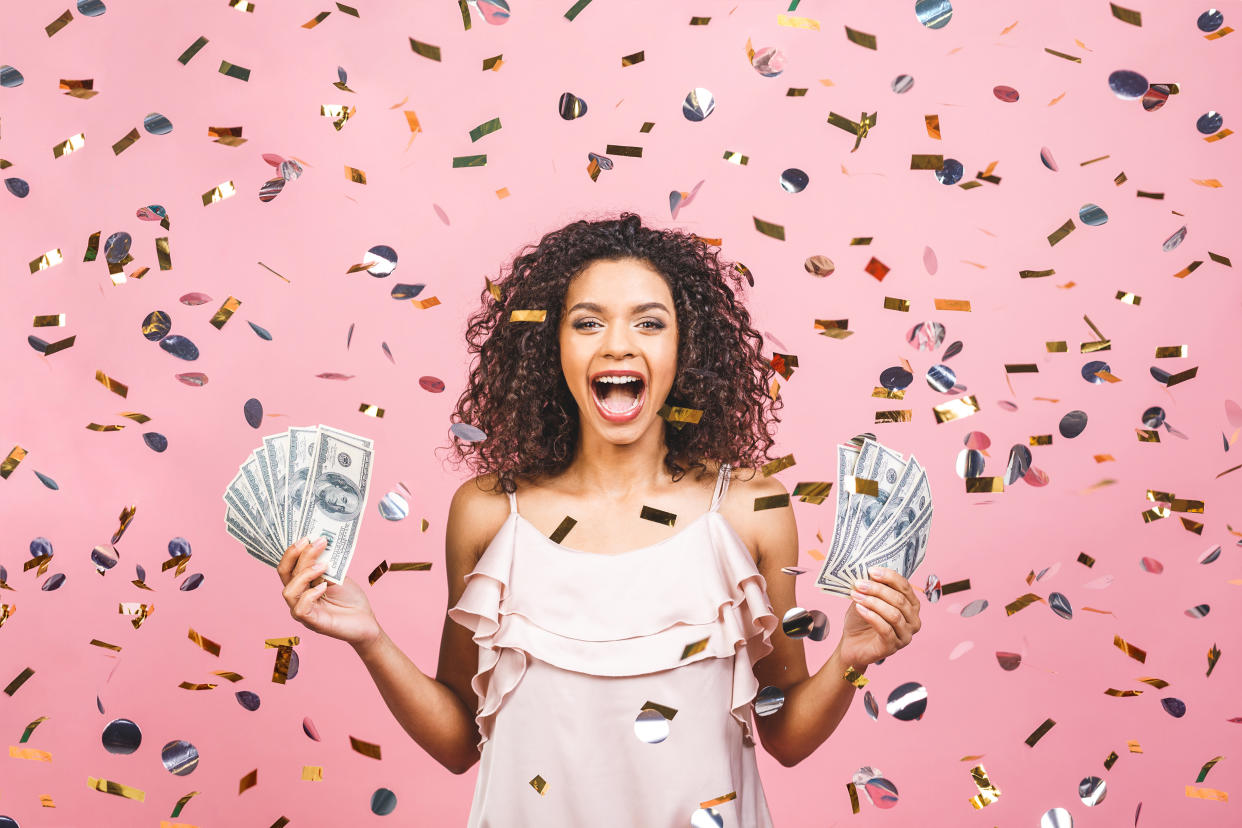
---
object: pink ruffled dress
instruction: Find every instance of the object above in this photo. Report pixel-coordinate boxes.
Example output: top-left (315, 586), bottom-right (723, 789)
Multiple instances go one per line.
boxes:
top-left (448, 463), bottom-right (779, 827)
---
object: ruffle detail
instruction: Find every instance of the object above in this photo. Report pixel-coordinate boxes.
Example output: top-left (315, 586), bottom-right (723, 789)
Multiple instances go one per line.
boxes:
top-left (447, 510), bottom-right (777, 752)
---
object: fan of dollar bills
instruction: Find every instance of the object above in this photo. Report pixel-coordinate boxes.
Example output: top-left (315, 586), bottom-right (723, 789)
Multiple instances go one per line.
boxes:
top-left (815, 435), bottom-right (933, 596)
top-left (223, 424), bottom-right (373, 585)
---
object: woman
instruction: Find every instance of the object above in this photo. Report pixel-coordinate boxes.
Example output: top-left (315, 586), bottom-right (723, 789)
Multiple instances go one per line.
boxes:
top-left (277, 212), bottom-right (923, 826)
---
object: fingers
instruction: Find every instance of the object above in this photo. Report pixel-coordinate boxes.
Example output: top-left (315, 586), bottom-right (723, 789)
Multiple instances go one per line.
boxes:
top-left (865, 567), bottom-right (923, 632)
top-left (851, 601), bottom-right (900, 647)
top-left (282, 540), bottom-right (329, 613)
top-left (277, 537), bottom-right (312, 586)
top-left (293, 578), bottom-right (329, 621)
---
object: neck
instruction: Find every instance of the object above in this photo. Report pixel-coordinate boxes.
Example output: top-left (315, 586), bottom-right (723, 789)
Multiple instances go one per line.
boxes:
top-left (564, 419), bottom-right (673, 498)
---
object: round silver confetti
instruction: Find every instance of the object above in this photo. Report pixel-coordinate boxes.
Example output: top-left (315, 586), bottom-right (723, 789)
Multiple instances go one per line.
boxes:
top-left (915, 0), bottom-right (952, 28)
top-left (41, 572), bottom-right (67, 591)
top-left (885, 682), bottom-right (927, 720)
top-left (378, 491), bottom-right (409, 521)
top-left (863, 690), bottom-right (879, 719)
top-left (102, 718), bottom-right (142, 754)
top-left (1041, 807), bottom-right (1074, 828)
top-left (1162, 225), bottom-right (1187, 251)
top-left (907, 320), bottom-right (946, 351)
top-left (633, 708), bottom-right (670, 743)
top-left (236, 690), bottom-right (260, 710)
top-left (993, 85), bottom-right (1019, 103)
top-left (779, 168), bottom-right (809, 193)
top-left (1196, 111), bottom-right (1223, 135)
top-left (140, 311), bottom-right (171, 341)
top-left (1059, 410), bottom-right (1088, 438)
top-left (0, 818), bottom-right (18, 828)
top-left (1040, 146), bottom-right (1059, 171)
top-left (1199, 545), bottom-right (1222, 564)
top-left (1141, 405), bottom-right (1167, 428)
top-left (1081, 360), bottom-right (1110, 384)
top-left (750, 46), bottom-right (785, 77)
top-left (258, 177), bottom-right (285, 202)
top-left (880, 367), bottom-right (914, 390)
top-left (91, 545), bottom-right (118, 572)
top-left (364, 245), bottom-right (398, 277)
top-left (391, 283), bottom-right (425, 300)
top-left (1005, 444), bottom-right (1031, 485)
top-left (866, 777), bottom-right (899, 809)
top-left (143, 112), bottom-right (173, 135)
top-left (179, 572), bottom-right (204, 590)
top-left (1079, 776), bottom-right (1107, 806)
top-left (161, 740), bottom-right (199, 775)
top-left (782, 607), bottom-right (813, 638)
top-left (5, 178), bottom-right (29, 198)
top-left (558, 91), bottom-right (588, 120)
top-left (279, 159), bottom-right (304, 181)
top-left (179, 292), bottom-right (211, 305)
top-left (159, 334), bottom-right (199, 361)
top-left (451, 422), bottom-right (487, 442)
top-left (1185, 603), bottom-right (1210, 618)
top-left (1079, 203), bottom-right (1108, 225)
top-left (1161, 697), bottom-right (1186, 717)
top-left (243, 398), bottom-right (263, 429)
top-left (477, 0), bottom-right (510, 25)
top-left (0, 66), bottom-right (25, 88)
top-left (371, 788), bottom-right (398, 816)
top-left (964, 431), bottom-right (991, 450)
top-left (77, 0), bottom-right (106, 15)
top-left (1198, 8), bottom-right (1225, 32)
top-left (934, 158), bottom-right (963, 185)
top-left (926, 364), bottom-right (956, 393)
top-left (27, 336), bottom-right (48, 354)
top-left (1048, 592), bottom-right (1073, 620)
top-left (104, 232), bottom-right (132, 264)
top-left (942, 340), bottom-right (963, 360)
top-left (31, 537), bottom-right (53, 557)
top-left (682, 87), bottom-right (715, 121)
top-left (996, 651), bottom-right (1022, 671)
top-left (961, 598), bottom-right (988, 617)
top-left (1142, 83), bottom-right (1171, 111)
top-left (754, 685), bottom-right (785, 717)
top-left (169, 537), bottom-right (191, 557)
top-left (248, 321), bottom-right (272, 341)
top-left (1149, 366), bottom-right (1171, 383)
top-left (955, 448), bottom-right (985, 478)
top-left (891, 74), bottom-right (915, 94)
top-left (924, 573), bottom-right (941, 603)
top-left (690, 809), bottom-right (724, 828)
top-left (804, 255), bottom-right (835, 276)
top-left (1108, 69), bottom-right (1149, 100)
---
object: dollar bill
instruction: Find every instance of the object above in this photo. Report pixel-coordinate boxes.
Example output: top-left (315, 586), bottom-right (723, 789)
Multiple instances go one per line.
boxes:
top-left (838, 441), bottom-right (907, 562)
top-left (252, 447), bottom-right (285, 550)
top-left (224, 474), bottom-right (283, 560)
top-left (816, 443), bottom-right (861, 595)
top-left (857, 456), bottom-right (926, 559)
top-left (225, 505), bottom-right (279, 566)
top-left (295, 427), bottom-right (372, 584)
top-left (849, 503), bottom-right (933, 584)
top-left (284, 426), bottom-right (320, 549)
top-left (239, 456), bottom-right (283, 552)
top-left (261, 432), bottom-right (291, 547)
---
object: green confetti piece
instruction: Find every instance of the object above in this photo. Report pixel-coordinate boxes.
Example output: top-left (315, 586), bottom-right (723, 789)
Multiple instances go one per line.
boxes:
top-left (564, 0), bottom-right (595, 21)
top-left (844, 25), bottom-right (877, 50)
top-left (469, 117), bottom-right (502, 142)
top-left (605, 144), bottom-right (643, 157)
top-left (409, 37), bottom-right (442, 61)
top-left (753, 217), bottom-right (786, 241)
top-left (219, 61), bottom-right (251, 82)
top-left (452, 155), bottom-right (487, 168)
top-left (177, 36), bottom-right (209, 65)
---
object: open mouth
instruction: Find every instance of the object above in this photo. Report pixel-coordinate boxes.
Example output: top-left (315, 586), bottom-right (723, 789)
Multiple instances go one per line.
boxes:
top-left (590, 374), bottom-right (646, 421)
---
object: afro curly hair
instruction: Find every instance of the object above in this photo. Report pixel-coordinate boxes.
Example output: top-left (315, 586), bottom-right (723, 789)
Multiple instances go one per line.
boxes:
top-left (444, 211), bottom-right (783, 494)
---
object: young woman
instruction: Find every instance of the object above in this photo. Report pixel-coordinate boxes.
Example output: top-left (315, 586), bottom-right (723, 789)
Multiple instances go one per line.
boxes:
top-left (277, 212), bottom-right (923, 826)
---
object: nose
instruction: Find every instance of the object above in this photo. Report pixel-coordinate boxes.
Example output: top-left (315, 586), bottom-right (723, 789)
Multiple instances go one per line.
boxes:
top-left (599, 320), bottom-right (636, 358)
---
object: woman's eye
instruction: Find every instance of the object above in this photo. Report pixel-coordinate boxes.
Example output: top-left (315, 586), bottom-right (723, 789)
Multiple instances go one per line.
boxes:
top-left (573, 319), bottom-right (664, 330)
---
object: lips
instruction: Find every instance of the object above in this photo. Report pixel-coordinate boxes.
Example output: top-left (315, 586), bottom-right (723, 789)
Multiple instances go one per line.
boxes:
top-left (589, 370), bottom-right (646, 423)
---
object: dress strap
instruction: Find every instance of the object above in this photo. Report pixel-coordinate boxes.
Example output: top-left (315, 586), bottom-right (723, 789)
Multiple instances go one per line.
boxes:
top-left (709, 463), bottom-right (732, 512)
top-left (507, 489), bottom-right (517, 515)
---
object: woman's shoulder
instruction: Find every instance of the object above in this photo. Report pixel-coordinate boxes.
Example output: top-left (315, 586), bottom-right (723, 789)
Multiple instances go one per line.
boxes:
top-left (448, 473), bottom-right (513, 565)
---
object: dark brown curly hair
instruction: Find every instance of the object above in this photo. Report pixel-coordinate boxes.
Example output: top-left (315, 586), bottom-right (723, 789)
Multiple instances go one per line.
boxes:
top-left (444, 211), bottom-right (782, 494)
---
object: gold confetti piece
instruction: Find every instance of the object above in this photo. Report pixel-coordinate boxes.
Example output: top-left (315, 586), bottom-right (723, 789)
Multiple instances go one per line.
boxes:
top-left (94, 370), bottom-right (129, 398)
top-left (960, 754), bottom-right (987, 762)
top-left (370, 560), bottom-right (391, 584)
top-left (509, 309), bottom-right (546, 322)
top-left (153, 236), bottom-right (172, 271)
top-left (301, 765), bottom-right (322, 781)
top-left (844, 25), bottom-right (877, 49)
top-left (177, 681), bottom-right (218, 691)
top-left (529, 774), bottom-right (549, 795)
top-left (187, 628), bottom-right (221, 657)
top-left (1181, 517), bottom-right (1204, 534)
top-left (264, 636), bottom-right (301, 647)
top-left (700, 791), bottom-right (738, 808)
top-left (302, 11), bottom-right (330, 28)
top-left (1006, 364), bottom-right (1038, 373)
top-left (910, 154), bottom-right (944, 170)
top-left (968, 765), bottom-right (1001, 809)
top-left (228, 0), bottom-right (255, 11)
top-left (1207, 643), bottom-right (1221, 676)
top-left (177, 36), bottom-right (209, 63)
top-left (883, 297), bottom-right (910, 312)
top-left (211, 671), bottom-right (243, 682)
top-left (45, 8), bottom-right (74, 36)
top-left (270, 819), bottom-right (291, 828)
top-left (209, 296), bottom-right (241, 329)
top-left (218, 60), bottom-right (251, 81)
top-left (1105, 687), bottom-right (1143, 697)
top-left (1109, 2), bottom-right (1142, 25)
top-left (2, 446), bottom-right (28, 479)
top-left (843, 665), bottom-right (869, 687)
top-left (272, 645), bottom-right (293, 683)
top-left (872, 387), bottom-right (905, 400)
top-left (1047, 219), bottom-right (1076, 246)
top-left (791, 482), bottom-right (832, 503)
top-left (119, 602), bottom-right (154, 628)
top-left (4, 667), bottom-right (35, 696)
top-left (826, 111), bottom-right (877, 151)
top-left (754, 493), bottom-right (791, 511)
top-left (620, 50), bottom-right (644, 67)
top-left (1094, 369), bottom-right (1121, 383)
top-left (850, 237), bottom-right (873, 246)
top-left (52, 132), bottom-right (86, 159)
top-left (1137, 429), bottom-right (1161, 443)
top-left (777, 14), bottom-right (820, 30)
top-left (640, 505), bottom-right (678, 526)
top-left (1126, 739), bottom-right (1143, 753)
top-left (201, 181), bottom-right (236, 206)
top-left (111, 128), bottom-right (141, 155)
top-left (239, 768), bottom-right (258, 794)
top-left (1165, 366), bottom-right (1198, 387)
top-left (10, 744), bottom-right (52, 764)
top-left (1025, 718), bottom-right (1056, 747)
top-left (966, 476), bottom-right (1004, 493)
top-left (344, 165), bottom-right (367, 183)
top-left (847, 782), bottom-right (860, 814)
top-left (1197, 756), bottom-right (1225, 783)
top-left (88, 777), bottom-right (145, 802)
top-left (1020, 268), bottom-right (1055, 279)
top-left (409, 37), bottom-right (442, 61)
top-left (1076, 552), bottom-right (1094, 567)
top-left (1173, 260), bottom-right (1203, 278)
top-left (1209, 251), bottom-right (1232, 266)
top-left (349, 735), bottom-right (382, 759)
top-left (640, 700), bottom-right (678, 720)
top-left (546, 516), bottom-right (577, 544)
top-left (657, 404), bottom-right (704, 425)
top-left (761, 454), bottom-right (796, 476)
top-left (933, 395), bottom-right (980, 424)
top-left (19, 716), bottom-right (49, 744)
top-left (934, 298), bottom-right (971, 311)
top-left (468, 116), bottom-right (501, 142)
top-left (112, 505), bottom-right (136, 545)
top-left (1114, 634), bottom-right (1147, 663)
top-left (1191, 178), bottom-right (1223, 188)
top-left (1031, 435), bottom-right (1053, 446)
top-left (753, 217), bottom-right (785, 240)
top-left (723, 150), bottom-right (749, 164)
top-left (1169, 498), bottom-right (1204, 513)
top-left (1204, 26), bottom-right (1234, 39)
top-left (90, 639), bottom-right (122, 651)
top-left (1104, 750), bottom-right (1120, 769)
top-left (680, 637), bottom-right (709, 660)
top-left (208, 125), bottom-right (247, 145)
top-left (0, 605), bottom-right (14, 628)
top-left (170, 791), bottom-right (201, 818)
top-left (1005, 593), bottom-right (1042, 615)
top-left (411, 296), bottom-right (440, 309)
top-left (814, 319), bottom-right (853, 339)
top-left (865, 257), bottom-right (890, 281)
top-left (359, 403), bottom-right (385, 418)
top-left (1134, 677), bottom-right (1169, 688)
top-left (875, 410), bottom-right (912, 424)
top-left (1155, 345), bottom-right (1188, 358)
top-left (689, 16), bottom-right (710, 25)
top-left (925, 114), bottom-right (941, 139)
top-left (1115, 290), bottom-right (1141, 305)
top-left (1186, 786), bottom-right (1228, 802)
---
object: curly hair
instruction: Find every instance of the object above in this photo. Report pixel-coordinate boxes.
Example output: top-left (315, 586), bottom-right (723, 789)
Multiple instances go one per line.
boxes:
top-left (444, 211), bottom-right (782, 494)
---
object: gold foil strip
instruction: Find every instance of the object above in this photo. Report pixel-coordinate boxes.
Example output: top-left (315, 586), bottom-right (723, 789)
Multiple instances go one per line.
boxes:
top-left (700, 791), bottom-right (738, 808)
top-left (389, 562), bottom-right (432, 572)
top-left (753, 493), bottom-right (791, 511)
top-left (1173, 260), bottom-right (1203, 278)
top-left (777, 13), bottom-right (820, 30)
top-left (883, 297), bottom-right (910, 312)
top-left (723, 150), bottom-right (749, 164)
top-left (1024, 718), bottom-right (1056, 746)
top-left (1104, 750), bottom-right (1120, 769)
top-left (1019, 268), bottom-right (1056, 278)
top-left (680, 637), bottom-right (709, 660)
top-left (272, 646), bottom-right (293, 683)
top-left (359, 403), bottom-right (385, 418)
top-left (1136, 676), bottom-right (1169, 688)
top-left (1137, 429), bottom-right (1161, 442)
top-left (843, 665), bottom-right (869, 687)
top-left (411, 296), bottom-right (440, 309)
top-left (95, 370), bottom-right (129, 398)
top-left (621, 50), bottom-right (644, 66)
top-left (19, 716), bottom-right (50, 743)
top-left (112, 128), bottom-right (141, 155)
top-left (24, 555), bottom-right (52, 573)
top-left (792, 481), bottom-right (832, 503)
top-left (1169, 498), bottom-right (1204, 513)
top-left (848, 781), bottom-right (861, 813)
top-left (1185, 786), bottom-right (1228, 802)
top-left (30, 249), bottom-right (65, 273)
top-left (1044, 47), bottom-right (1081, 62)
top-left (1207, 643), bottom-right (1221, 676)
top-left (201, 181), bottom-right (237, 205)
top-left (641, 701), bottom-right (678, 719)
top-left (968, 765), bottom-right (1001, 809)
top-left (753, 216), bottom-right (785, 240)
top-left (302, 765), bottom-right (323, 781)
top-left (910, 153), bottom-right (944, 170)
top-left (1109, 2), bottom-right (1142, 25)
top-left (925, 114), bottom-right (941, 139)
top-left (368, 560), bottom-right (390, 585)
top-left (0, 605), bottom-right (15, 628)
top-left (170, 791), bottom-right (200, 818)
top-left (177, 36), bottom-right (209, 63)
top-left (408, 37), bottom-right (443, 61)
top-left (1196, 756), bottom-right (1225, 783)
top-left (1165, 366), bottom-right (1199, 387)
top-left (87, 777), bottom-right (145, 802)
top-left (1077, 552), bottom-right (1095, 566)
top-left (4, 667), bottom-right (35, 696)
top-left (2, 446), bottom-right (28, 479)
top-left (187, 628), bottom-right (222, 657)
top-left (1115, 290), bottom-right (1141, 305)
top-left (302, 11), bottom-right (330, 27)
top-left (218, 60), bottom-right (251, 81)
top-left (46, 9), bottom-right (74, 36)
top-left (178, 681), bottom-right (218, 690)
top-left (933, 395), bottom-right (980, 423)
top-left (1128, 740), bottom-right (1143, 753)
top-left (264, 636), bottom-right (301, 647)
top-left (509, 309), bottom-right (546, 322)
top-left (209, 297), bottom-right (241, 329)
top-left (658, 404), bottom-right (703, 424)
top-left (529, 775), bottom-right (549, 795)
top-left (212, 671), bottom-right (243, 682)
top-left (119, 602), bottom-right (154, 628)
top-left (239, 768), bottom-right (258, 794)
top-left (1113, 634), bottom-right (1147, 663)
top-left (1005, 364), bottom-right (1038, 373)
top-left (942, 579), bottom-right (971, 594)
top-left (1005, 593), bottom-right (1042, 615)
top-left (844, 25), bottom-right (877, 49)
top-left (90, 639), bottom-right (122, 651)
top-left (826, 111), bottom-right (876, 151)
top-left (1155, 345), bottom-right (1188, 358)
top-left (344, 165), bottom-right (367, 183)
top-left (209, 125), bottom-right (247, 145)
top-left (1181, 516), bottom-right (1204, 534)
top-left (852, 477), bottom-right (879, 496)
top-left (761, 454), bottom-right (796, 476)
top-left (966, 476), bottom-right (1004, 493)
top-left (156, 237), bottom-right (172, 270)
top-left (1030, 435), bottom-right (1052, 446)
top-left (348, 735), bottom-right (382, 759)
top-left (549, 517), bottom-right (576, 544)
top-left (872, 387), bottom-right (905, 399)
top-left (875, 410), bottom-right (913, 423)
top-left (934, 298), bottom-right (971, 311)
top-left (1094, 369), bottom-right (1121, 383)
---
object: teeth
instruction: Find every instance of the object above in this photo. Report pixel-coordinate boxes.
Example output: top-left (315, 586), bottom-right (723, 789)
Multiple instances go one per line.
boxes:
top-left (595, 376), bottom-right (640, 384)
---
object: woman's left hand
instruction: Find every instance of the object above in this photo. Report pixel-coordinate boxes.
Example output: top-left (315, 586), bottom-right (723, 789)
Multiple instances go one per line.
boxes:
top-left (836, 567), bottom-right (923, 668)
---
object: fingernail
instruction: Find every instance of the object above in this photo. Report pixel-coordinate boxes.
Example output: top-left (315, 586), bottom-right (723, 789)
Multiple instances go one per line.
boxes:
top-left (313, 537), bottom-right (327, 548)
top-left (850, 590), bottom-right (864, 601)
top-left (854, 580), bottom-right (869, 591)
top-left (868, 566), bottom-right (883, 577)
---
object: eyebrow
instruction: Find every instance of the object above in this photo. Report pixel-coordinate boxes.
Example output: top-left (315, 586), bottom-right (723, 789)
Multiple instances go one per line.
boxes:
top-left (566, 301), bottom-right (670, 315)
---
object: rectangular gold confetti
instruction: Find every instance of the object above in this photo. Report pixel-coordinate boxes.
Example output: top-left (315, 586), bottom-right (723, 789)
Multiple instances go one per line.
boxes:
top-left (4, 667), bottom-right (35, 696)
top-left (792, 482), bottom-right (832, 503)
top-left (753, 217), bottom-right (785, 240)
top-left (872, 387), bottom-right (905, 399)
top-left (1006, 364), bottom-right (1038, 373)
top-left (1181, 516), bottom-right (1204, 534)
top-left (177, 681), bottom-right (218, 691)
top-left (264, 636), bottom-right (301, 648)
top-left (1077, 552), bottom-right (1095, 567)
top-left (723, 150), bottom-right (748, 165)
top-left (156, 237), bottom-right (172, 270)
top-left (218, 61), bottom-right (251, 82)
top-left (52, 133), bottom-right (86, 159)
top-left (1165, 365), bottom-right (1198, 387)
top-left (689, 16), bottom-right (710, 25)
top-left (201, 181), bottom-right (236, 205)
top-left (408, 37), bottom-right (442, 61)
top-left (1005, 593), bottom-right (1042, 615)
top-left (966, 476), bottom-right (1004, 493)
top-left (46, 9), bottom-right (73, 37)
top-left (33, 314), bottom-right (65, 327)
top-left (1024, 718), bottom-right (1056, 747)
top-left (95, 370), bottom-right (128, 398)
top-left (850, 237), bottom-right (873, 246)
top-left (761, 454), bottom-right (796, 476)
top-left (452, 154), bottom-right (488, 167)
top-left (968, 765), bottom-right (1001, 809)
top-left (1104, 751), bottom-right (1119, 769)
top-left (1110, 3), bottom-right (1142, 25)
top-left (344, 165), bottom-right (367, 184)
top-left (925, 114), bottom-right (941, 139)
top-left (1030, 435), bottom-right (1052, 446)
top-left (1046, 341), bottom-right (1068, 352)
top-left (848, 781), bottom-right (861, 813)
top-left (549, 517), bottom-right (576, 544)
top-left (349, 735), bottom-right (382, 759)
top-left (0, 446), bottom-right (25, 477)
top-left (188, 627), bottom-right (222, 656)
top-left (844, 25), bottom-right (877, 49)
top-left (910, 154), bottom-right (944, 170)
top-left (359, 403), bottom-right (385, 418)
top-left (177, 36), bottom-right (209, 63)
top-left (680, 637), bottom-right (709, 660)
top-left (302, 10), bottom-right (330, 26)
top-left (640, 505), bottom-right (677, 527)
top-left (87, 777), bottom-right (145, 802)
top-left (621, 50), bottom-right (644, 67)
top-left (1044, 47), bottom-right (1081, 62)
top-left (777, 14), bottom-right (820, 31)
top-left (1136, 676), bottom-right (1169, 688)
top-left (1185, 786), bottom-right (1228, 802)
top-left (933, 395), bottom-right (980, 424)
top-left (9, 746), bottom-right (51, 762)
top-left (1105, 688), bottom-right (1143, 697)
top-left (90, 639), bottom-right (122, 651)
top-left (1083, 340), bottom-right (1114, 355)
top-left (112, 128), bottom-right (141, 155)
top-left (1020, 268), bottom-right (1056, 279)
top-left (1114, 634), bottom-right (1146, 663)
top-left (753, 494), bottom-right (790, 511)
top-left (1128, 740), bottom-right (1143, 753)
top-left (1154, 345), bottom-right (1188, 358)
top-left (301, 766), bottom-right (323, 781)
top-left (1047, 219), bottom-right (1076, 246)
top-left (529, 774), bottom-right (549, 795)
top-left (239, 768), bottom-right (257, 794)
top-left (509, 309), bottom-right (546, 322)
top-left (209, 297), bottom-right (241, 329)
top-left (883, 297), bottom-right (910, 312)
top-left (934, 298), bottom-right (971, 311)
top-left (875, 410), bottom-right (913, 424)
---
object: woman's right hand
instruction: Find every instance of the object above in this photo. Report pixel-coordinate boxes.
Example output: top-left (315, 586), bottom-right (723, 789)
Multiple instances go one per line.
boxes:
top-left (278, 537), bottom-right (381, 648)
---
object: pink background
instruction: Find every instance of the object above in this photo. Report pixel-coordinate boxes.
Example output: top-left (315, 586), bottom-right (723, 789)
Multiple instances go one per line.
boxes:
top-left (2, 0), bottom-right (1240, 825)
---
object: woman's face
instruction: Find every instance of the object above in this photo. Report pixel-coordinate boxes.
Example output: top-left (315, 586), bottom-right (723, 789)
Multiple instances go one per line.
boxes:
top-left (559, 258), bottom-right (678, 442)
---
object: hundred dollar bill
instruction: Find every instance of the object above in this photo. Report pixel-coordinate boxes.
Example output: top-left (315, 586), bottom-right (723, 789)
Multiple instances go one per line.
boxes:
top-left (850, 502), bottom-right (933, 583)
top-left (225, 505), bottom-right (279, 566)
top-left (838, 441), bottom-right (907, 563)
top-left (224, 474), bottom-right (283, 560)
top-left (857, 456), bottom-right (925, 559)
top-left (295, 427), bottom-right (373, 584)
top-left (284, 426), bottom-right (320, 549)
top-left (816, 443), bottom-right (861, 595)
top-left (252, 447), bottom-right (285, 550)
top-left (262, 430), bottom-right (291, 547)
top-left (858, 463), bottom-right (931, 564)
top-left (239, 456), bottom-right (283, 552)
